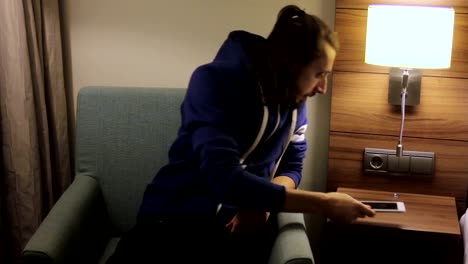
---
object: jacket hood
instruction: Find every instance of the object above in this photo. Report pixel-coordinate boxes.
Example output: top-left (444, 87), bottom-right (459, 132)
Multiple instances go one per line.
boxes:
top-left (213, 30), bottom-right (265, 66)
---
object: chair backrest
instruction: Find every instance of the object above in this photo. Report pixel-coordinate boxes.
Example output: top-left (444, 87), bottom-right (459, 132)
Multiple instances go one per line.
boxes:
top-left (75, 86), bottom-right (186, 234)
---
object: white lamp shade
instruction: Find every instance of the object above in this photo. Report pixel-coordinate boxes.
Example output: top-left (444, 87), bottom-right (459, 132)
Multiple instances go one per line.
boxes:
top-left (365, 5), bottom-right (455, 69)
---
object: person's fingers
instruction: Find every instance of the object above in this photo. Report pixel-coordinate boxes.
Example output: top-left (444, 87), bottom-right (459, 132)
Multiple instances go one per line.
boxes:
top-left (225, 219), bottom-right (233, 228)
top-left (229, 223), bottom-right (238, 233)
top-left (360, 203), bottom-right (376, 217)
top-left (225, 219), bottom-right (237, 233)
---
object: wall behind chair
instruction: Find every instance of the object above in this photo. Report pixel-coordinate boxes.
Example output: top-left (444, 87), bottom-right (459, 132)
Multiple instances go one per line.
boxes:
top-left (61, 0), bottom-right (336, 245)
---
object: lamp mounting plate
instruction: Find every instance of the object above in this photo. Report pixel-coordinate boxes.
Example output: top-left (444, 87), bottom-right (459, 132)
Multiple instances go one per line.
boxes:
top-left (388, 68), bottom-right (422, 106)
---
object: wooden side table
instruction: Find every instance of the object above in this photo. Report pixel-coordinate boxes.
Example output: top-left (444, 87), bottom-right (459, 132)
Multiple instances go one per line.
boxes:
top-left (318, 187), bottom-right (463, 264)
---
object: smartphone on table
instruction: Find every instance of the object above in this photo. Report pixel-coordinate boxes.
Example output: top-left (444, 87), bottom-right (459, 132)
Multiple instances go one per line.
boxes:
top-left (361, 200), bottom-right (406, 212)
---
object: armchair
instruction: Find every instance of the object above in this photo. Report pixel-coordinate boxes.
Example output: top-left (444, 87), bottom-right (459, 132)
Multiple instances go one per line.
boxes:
top-left (22, 86), bottom-right (314, 264)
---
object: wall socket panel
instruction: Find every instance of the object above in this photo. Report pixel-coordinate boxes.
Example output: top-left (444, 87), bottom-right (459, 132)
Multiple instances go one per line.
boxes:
top-left (363, 148), bottom-right (435, 177)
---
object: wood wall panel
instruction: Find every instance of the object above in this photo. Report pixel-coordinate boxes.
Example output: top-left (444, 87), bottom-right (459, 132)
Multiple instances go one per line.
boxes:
top-left (334, 10), bottom-right (468, 79)
top-left (329, 0), bottom-right (468, 214)
top-left (336, 0), bottom-right (468, 13)
top-left (330, 72), bottom-right (468, 141)
top-left (328, 132), bottom-right (468, 209)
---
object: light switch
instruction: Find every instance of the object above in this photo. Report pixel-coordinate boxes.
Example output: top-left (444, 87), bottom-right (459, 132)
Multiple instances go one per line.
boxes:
top-left (410, 156), bottom-right (434, 175)
top-left (388, 155), bottom-right (410, 172)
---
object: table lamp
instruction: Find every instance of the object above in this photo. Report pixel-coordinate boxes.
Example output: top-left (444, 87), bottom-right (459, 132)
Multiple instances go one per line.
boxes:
top-left (365, 5), bottom-right (455, 157)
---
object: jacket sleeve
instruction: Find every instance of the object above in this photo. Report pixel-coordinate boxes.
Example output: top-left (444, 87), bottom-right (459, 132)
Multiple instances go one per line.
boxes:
top-left (182, 64), bottom-right (286, 212)
top-left (274, 102), bottom-right (308, 188)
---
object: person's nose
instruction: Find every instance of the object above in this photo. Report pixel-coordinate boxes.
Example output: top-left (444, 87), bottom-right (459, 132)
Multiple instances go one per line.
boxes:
top-left (316, 76), bottom-right (328, 94)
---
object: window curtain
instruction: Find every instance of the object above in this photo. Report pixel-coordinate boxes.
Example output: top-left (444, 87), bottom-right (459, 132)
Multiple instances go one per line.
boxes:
top-left (0, 0), bottom-right (73, 262)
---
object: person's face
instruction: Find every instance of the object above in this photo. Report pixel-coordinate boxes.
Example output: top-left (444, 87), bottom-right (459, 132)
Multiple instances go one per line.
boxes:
top-left (295, 41), bottom-right (336, 104)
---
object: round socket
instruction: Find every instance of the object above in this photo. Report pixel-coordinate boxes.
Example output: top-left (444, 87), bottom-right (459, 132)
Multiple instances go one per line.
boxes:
top-left (370, 156), bottom-right (384, 169)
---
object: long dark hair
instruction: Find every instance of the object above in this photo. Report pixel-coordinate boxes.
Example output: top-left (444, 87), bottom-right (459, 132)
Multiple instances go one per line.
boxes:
top-left (254, 5), bottom-right (339, 107)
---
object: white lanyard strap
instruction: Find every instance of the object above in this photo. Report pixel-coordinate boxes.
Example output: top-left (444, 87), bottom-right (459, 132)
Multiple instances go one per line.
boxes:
top-left (239, 105), bottom-right (269, 165)
top-left (217, 105), bottom-right (268, 214)
top-left (270, 108), bottom-right (297, 179)
top-left (216, 107), bottom-right (297, 214)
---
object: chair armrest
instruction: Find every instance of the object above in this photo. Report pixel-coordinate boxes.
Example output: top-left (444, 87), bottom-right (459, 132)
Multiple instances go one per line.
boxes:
top-left (269, 212), bottom-right (315, 264)
top-left (22, 175), bottom-right (110, 264)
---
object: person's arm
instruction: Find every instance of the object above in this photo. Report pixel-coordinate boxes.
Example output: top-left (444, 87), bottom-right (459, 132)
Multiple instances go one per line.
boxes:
top-left (283, 188), bottom-right (376, 222)
top-left (271, 176), bottom-right (296, 189)
top-left (272, 103), bottom-right (375, 222)
top-left (273, 102), bottom-right (308, 187)
top-left (227, 176), bottom-right (375, 233)
top-left (226, 176), bottom-right (295, 234)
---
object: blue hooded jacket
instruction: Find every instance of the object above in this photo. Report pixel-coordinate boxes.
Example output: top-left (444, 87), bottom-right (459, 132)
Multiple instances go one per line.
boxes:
top-left (138, 30), bottom-right (308, 220)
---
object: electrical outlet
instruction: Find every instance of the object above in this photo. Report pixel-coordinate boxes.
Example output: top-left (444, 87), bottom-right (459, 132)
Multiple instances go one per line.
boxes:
top-left (363, 148), bottom-right (435, 177)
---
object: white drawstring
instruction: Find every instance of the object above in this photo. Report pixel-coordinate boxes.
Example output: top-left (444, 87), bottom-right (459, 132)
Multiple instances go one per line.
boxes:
top-left (264, 105), bottom-right (281, 142)
top-left (270, 108), bottom-right (297, 179)
top-left (218, 105), bottom-right (269, 214)
top-left (217, 105), bottom-right (297, 214)
top-left (239, 106), bottom-right (269, 164)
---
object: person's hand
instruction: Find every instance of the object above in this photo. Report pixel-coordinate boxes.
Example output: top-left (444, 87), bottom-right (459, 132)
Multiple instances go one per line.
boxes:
top-left (225, 210), bottom-right (270, 234)
top-left (323, 192), bottom-right (376, 223)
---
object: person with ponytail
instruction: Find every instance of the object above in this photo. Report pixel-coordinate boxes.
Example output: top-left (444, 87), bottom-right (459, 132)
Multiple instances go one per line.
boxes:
top-left (107, 5), bottom-right (375, 264)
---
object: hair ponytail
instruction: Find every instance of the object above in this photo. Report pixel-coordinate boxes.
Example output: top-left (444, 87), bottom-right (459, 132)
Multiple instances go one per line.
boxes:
top-left (277, 5), bottom-right (306, 22)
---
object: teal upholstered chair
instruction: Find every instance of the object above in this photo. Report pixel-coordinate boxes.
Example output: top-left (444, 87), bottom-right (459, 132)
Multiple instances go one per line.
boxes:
top-left (22, 86), bottom-right (314, 264)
